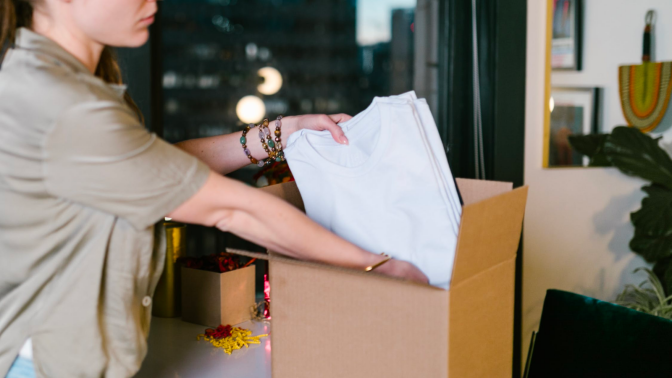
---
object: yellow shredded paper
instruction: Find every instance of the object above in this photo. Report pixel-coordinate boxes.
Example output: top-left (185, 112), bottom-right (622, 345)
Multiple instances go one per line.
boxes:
top-left (197, 326), bottom-right (268, 355)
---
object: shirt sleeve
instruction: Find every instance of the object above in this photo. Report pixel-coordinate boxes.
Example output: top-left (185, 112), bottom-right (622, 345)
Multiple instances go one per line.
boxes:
top-left (43, 100), bottom-right (211, 230)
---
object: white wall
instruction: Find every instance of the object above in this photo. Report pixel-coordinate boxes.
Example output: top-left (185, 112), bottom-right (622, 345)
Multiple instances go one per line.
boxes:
top-left (522, 0), bottom-right (672, 368)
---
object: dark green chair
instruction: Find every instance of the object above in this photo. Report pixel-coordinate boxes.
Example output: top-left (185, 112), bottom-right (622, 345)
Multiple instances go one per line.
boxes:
top-left (525, 289), bottom-right (672, 378)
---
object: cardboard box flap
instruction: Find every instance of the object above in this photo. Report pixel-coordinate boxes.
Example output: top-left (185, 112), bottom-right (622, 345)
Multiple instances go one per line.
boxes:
top-left (456, 178), bottom-right (513, 205)
top-left (448, 259), bottom-right (516, 377)
top-left (258, 181), bottom-right (305, 211)
top-left (226, 248), bottom-right (270, 261)
top-left (227, 248), bottom-right (303, 267)
top-left (451, 186), bottom-right (528, 286)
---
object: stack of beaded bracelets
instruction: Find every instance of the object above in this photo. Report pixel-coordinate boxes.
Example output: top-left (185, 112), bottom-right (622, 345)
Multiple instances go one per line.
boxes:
top-left (240, 115), bottom-right (286, 167)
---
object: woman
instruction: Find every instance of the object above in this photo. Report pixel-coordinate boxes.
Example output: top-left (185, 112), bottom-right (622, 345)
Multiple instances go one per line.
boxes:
top-left (0, 0), bottom-right (428, 377)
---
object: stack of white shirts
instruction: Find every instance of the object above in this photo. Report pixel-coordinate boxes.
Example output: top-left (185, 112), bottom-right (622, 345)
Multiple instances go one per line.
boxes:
top-left (283, 91), bottom-right (462, 289)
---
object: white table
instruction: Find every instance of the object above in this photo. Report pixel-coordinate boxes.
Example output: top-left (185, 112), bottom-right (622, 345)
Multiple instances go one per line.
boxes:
top-left (135, 317), bottom-right (271, 378)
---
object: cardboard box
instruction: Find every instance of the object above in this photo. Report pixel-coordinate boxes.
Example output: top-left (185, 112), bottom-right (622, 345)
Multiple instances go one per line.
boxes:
top-left (180, 265), bottom-right (256, 327)
top-left (229, 178), bottom-right (528, 378)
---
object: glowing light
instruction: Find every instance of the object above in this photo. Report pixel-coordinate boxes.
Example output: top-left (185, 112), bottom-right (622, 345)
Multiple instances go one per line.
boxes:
top-left (245, 43), bottom-right (258, 61)
top-left (549, 96), bottom-right (555, 112)
top-left (257, 67), bottom-right (283, 95)
top-left (236, 95), bottom-right (266, 123)
top-left (258, 47), bottom-right (271, 61)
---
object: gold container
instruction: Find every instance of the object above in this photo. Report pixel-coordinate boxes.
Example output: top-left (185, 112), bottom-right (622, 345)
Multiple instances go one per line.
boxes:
top-left (152, 220), bottom-right (187, 318)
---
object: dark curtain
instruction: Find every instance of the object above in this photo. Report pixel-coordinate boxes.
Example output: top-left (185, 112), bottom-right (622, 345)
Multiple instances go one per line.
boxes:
top-left (438, 0), bottom-right (525, 187)
top-left (438, 1), bottom-right (527, 376)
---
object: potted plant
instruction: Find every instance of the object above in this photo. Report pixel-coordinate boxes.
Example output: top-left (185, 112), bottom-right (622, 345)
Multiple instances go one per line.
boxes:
top-left (570, 127), bottom-right (672, 318)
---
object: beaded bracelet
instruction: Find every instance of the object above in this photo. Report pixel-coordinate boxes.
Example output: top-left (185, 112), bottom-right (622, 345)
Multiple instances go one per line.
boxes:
top-left (241, 116), bottom-right (287, 167)
top-left (258, 116), bottom-right (286, 164)
top-left (240, 123), bottom-right (265, 167)
top-left (258, 119), bottom-right (274, 166)
top-left (273, 115), bottom-right (285, 162)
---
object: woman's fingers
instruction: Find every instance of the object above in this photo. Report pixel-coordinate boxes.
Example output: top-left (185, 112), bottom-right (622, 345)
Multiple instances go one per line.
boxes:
top-left (321, 114), bottom-right (349, 145)
top-left (401, 260), bottom-right (429, 284)
top-left (375, 259), bottom-right (428, 284)
top-left (327, 113), bottom-right (353, 123)
top-left (291, 113), bottom-right (352, 145)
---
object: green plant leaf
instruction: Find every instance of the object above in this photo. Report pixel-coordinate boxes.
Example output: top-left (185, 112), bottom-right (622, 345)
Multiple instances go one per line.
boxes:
top-left (604, 126), bottom-right (672, 189)
top-left (567, 134), bottom-right (612, 167)
top-left (616, 268), bottom-right (672, 320)
top-left (629, 185), bottom-right (672, 262)
top-left (653, 257), bottom-right (672, 296)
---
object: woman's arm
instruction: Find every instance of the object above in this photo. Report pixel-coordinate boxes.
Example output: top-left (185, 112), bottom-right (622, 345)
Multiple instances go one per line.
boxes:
top-left (174, 114), bottom-right (351, 175)
top-left (168, 171), bottom-right (428, 283)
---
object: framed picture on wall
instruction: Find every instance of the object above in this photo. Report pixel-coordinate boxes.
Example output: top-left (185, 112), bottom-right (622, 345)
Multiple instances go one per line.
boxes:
top-left (546, 87), bottom-right (602, 168)
top-left (551, 0), bottom-right (583, 70)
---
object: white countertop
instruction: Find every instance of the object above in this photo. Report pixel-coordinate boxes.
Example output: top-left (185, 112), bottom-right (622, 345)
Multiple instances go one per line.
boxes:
top-left (135, 317), bottom-right (271, 378)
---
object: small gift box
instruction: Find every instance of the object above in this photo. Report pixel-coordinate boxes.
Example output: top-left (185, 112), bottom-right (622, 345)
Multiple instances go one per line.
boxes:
top-left (180, 253), bottom-right (256, 327)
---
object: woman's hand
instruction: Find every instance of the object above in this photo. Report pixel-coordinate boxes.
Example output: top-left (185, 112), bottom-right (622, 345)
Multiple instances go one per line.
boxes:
top-left (376, 258), bottom-right (429, 284)
top-left (282, 114), bottom-right (353, 146)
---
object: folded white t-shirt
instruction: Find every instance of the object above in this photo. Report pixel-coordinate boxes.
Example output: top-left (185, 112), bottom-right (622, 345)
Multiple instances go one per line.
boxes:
top-left (284, 91), bottom-right (461, 289)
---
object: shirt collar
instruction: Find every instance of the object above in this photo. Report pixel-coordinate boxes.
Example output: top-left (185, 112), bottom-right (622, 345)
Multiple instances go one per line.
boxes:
top-left (15, 27), bottom-right (91, 75)
top-left (108, 84), bottom-right (128, 98)
top-left (14, 28), bottom-right (127, 98)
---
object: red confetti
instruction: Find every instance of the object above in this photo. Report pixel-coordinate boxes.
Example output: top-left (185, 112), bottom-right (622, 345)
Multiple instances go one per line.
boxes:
top-left (180, 252), bottom-right (252, 273)
top-left (204, 324), bottom-right (233, 339)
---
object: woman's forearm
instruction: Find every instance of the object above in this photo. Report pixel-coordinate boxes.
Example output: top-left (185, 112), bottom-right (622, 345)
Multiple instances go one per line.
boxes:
top-left (169, 171), bottom-right (380, 270)
top-left (221, 194), bottom-right (379, 270)
top-left (174, 131), bottom-right (258, 175)
top-left (174, 119), bottom-right (298, 175)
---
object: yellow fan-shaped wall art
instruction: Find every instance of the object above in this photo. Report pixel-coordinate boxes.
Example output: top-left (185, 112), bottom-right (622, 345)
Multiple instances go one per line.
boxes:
top-left (619, 61), bottom-right (672, 133)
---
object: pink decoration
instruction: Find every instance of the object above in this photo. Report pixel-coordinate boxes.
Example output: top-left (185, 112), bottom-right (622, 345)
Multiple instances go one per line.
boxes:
top-left (263, 273), bottom-right (271, 319)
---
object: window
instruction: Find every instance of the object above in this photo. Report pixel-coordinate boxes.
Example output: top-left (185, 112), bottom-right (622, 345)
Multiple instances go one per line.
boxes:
top-left (159, 0), bottom-right (435, 154)
top-left (151, 0), bottom-right (438, 265)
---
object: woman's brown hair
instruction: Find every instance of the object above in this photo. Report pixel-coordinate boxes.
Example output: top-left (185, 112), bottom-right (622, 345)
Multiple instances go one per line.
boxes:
top-left (0, 0), bottom-right (144, 123)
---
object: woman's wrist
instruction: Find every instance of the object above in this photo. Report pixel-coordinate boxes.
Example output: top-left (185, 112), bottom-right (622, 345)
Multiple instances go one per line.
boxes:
top-left (279, 116), bottom-right (299, 148)
top-left (371, 256), bottom-right (429, 284)
top-left (339, 247), bottom-right (390, 272)
top-left (373, 257), bottom-right (398, 276)
top-left (269, 113), bottom-right (350, 147)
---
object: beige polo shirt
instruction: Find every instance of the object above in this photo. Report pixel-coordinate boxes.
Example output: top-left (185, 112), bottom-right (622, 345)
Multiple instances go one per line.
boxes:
top-left (0, 28), bottom-right (210, 377)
